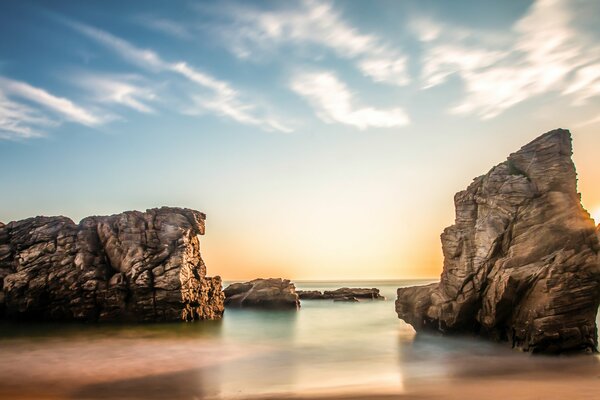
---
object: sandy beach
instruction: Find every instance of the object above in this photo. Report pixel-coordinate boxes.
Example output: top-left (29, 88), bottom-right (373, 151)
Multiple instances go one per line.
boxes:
top-left (0, 329), bottom-right (598, 400)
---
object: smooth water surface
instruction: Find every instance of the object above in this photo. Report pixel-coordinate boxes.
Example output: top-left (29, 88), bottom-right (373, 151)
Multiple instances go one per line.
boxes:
top-left (0, 280), bottom-right (598, 399)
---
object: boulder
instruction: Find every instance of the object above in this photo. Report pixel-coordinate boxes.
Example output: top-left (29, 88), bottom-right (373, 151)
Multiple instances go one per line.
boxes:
top-left (333, 296), bottom-right (359, 302)
top-left (323, 287), bottom-right (384, 300)
top-left (296, 290), bottom-right (326, 300)
top-left (0, 207), bottom-right (224, 322)
top-left (297, 287), bottom-right (384, 301)
top-left (396, 129), bottom-right (600, 353)
top-left (224, 278), bottom-right (300, 309)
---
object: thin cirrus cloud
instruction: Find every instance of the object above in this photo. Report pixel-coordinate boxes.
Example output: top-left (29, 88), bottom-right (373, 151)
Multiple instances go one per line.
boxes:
top-left (0, 90), bottom-right (55, 140)
top-left (134, 15), bottom-right (192, 39)
top-left (417, 0), bottom-right (600, 120)
top-left (0, 77), bottom-right (102, 126)
top-left (73, 73), bottom-right (157, 114)
top-left (68, 20), bottom-right (292, 133)
top-left (0, 76), bottom-right (105, 139)
top-left (291, 71), bottom-right (410, 130)
top-left (209, 0), bottom-right (409, 87)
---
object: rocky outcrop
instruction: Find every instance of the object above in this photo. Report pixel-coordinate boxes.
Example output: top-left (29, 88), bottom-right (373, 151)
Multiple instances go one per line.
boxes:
top-left (333, 296), bottom-right (359, 302)
top-left (297, 287), bottom-right (384, 300)
top-left (224, 278), bottom-right (300, 309)
top-left (296, 290), bottom-right (326, 300)
top-left (323, 287), bottom-right (384, 300)
top-left (0, 207), bottom-right (224, 322)
top-left (396, 129), bottom-right (600, 354)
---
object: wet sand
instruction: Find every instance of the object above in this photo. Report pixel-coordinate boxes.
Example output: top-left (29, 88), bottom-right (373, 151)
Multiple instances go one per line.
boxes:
top-left (0, 337), bottom-right (598, 400)
top-left (1, 370), bottom-right (599, 400)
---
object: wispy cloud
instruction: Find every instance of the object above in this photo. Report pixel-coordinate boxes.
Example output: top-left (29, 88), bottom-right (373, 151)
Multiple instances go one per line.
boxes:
top-left (291, 71), bottom-right (409, 129)
top-left (0, 90), bottom-right (54, 140)
top-left (207, 0), bottom-right (409, 86)
top-left (69, 20), bottom-right (292, 132)
top-left (135, 15), bottom-right (192, 39)
top-left (418, 0), bottom-right (600, 119)
top-left (73, 73), bottom-right (157, 113)
top-left (0, 77), bottom-right (102, 126)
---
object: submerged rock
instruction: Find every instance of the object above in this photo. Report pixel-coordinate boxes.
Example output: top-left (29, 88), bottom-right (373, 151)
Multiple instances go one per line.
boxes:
top-left (224, 278), bottom-right (300, 309)
top-left (0, 207), bottom-right (224, 322)
top-left (396, 129), bottom-right (600, 353)
top-left (297, 287), bottom-right (384, 300)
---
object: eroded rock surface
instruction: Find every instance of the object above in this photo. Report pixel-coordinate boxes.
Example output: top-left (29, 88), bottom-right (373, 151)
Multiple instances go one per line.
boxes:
top-left (0, 207), bottom-right (224, 322)
top-left (396, 129), bottom-right (600, 353)
top-left (224, 278), bottom-right (300, 309)
top-left (297, 287), bottom-right (384, 300)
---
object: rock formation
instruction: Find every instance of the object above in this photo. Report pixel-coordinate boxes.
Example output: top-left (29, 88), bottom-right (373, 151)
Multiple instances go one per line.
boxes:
top-left (396, 129), bottom-right (600, 353)
top-left (0, 207), bottom-right (224, 322)
top-left (296, 290), bottom-right (326, 300)
top-left (333, 296), bottom-right (359, 302)
top-left (297, 287), bottom-right (384, 300)
top-left (224, 278), bottom-right (300, 309)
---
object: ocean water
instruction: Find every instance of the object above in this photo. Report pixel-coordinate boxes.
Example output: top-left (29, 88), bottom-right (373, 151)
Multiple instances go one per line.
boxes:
top-left (0, 280), bottom-right (598, 399)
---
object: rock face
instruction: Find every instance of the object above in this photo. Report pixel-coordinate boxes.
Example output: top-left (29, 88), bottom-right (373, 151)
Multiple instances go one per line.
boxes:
top-left (297, 287), bottom-right (384, 300)
top-left (0, 207), bottom-right (224, 322)
top-left (396, 129), bottom-right (600, 353)
top-left (323, 287), bottom-right (384, 300)
top-left (224, 278), bottom-right (300, 309)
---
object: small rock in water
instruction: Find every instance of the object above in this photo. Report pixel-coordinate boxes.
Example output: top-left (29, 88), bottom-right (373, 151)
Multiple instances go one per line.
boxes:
top-left (224, 278), bottom-right (300, 309)
top-left (333, 296), bottom-right (359, 302)
top-left (296, 290), bottom-right (326, 300)
top-left (297, 287), bottom-right (384, 301)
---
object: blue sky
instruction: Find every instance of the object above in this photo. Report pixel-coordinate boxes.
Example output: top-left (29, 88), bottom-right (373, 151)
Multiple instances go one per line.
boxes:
top-left (1, 0), bottom-right (600, 279)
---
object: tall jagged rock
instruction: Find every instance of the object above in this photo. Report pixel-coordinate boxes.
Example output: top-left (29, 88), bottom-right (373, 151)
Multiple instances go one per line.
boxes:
top-left (396, 129), bottom-right (600, 353)
top-left (0, 207), bottom-right (224, 322)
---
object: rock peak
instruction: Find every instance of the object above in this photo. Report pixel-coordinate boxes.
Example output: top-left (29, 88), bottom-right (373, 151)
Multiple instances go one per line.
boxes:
top-left (396, 129), bottom-right (600, 354)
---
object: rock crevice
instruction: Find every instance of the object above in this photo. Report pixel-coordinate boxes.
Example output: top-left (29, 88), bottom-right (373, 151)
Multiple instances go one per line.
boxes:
top-left (0, 207), bottom-right (224, 322)
top-left (396, 129), bottom-right (600, 353)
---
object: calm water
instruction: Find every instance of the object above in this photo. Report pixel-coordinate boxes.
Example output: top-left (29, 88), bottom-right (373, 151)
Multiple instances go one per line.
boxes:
top-left (0, 280), bottom-right (598, 399)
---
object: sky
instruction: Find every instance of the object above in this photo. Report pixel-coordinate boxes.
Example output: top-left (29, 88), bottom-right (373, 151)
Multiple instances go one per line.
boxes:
top-left (1, 0), bottom-right (600, 280)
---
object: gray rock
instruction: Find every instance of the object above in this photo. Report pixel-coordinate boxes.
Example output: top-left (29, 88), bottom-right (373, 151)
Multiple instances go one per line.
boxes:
top-left (0, 207), bottom-right (224, 322)
top-left (396, 129), bottom-right (600, 354)
top-left (297, 287), bottom-right (384, 301)
top-left (296, 290), bottom-right (326, 300)
top-left (224, 278), bottom-right (300, 309)
top-left (333, 296), bottom-right (359, 302)
top-left (323, 287), bottom-right (384, 300)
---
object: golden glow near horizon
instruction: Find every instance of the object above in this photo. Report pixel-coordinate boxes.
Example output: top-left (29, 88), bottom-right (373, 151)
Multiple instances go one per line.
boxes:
top-left (591, 207), bottom-right (600, 226)
top-left (202, 128), bottom-right (600, 282)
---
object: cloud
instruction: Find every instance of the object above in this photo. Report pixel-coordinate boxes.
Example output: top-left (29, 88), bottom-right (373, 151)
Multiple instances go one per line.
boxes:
top-left (73, 73), bottom-right (157, 113)
top-left (0, 77), bottom-right (102, 126)
top-left (291, 71), bottom-right (410, 129)
top-left (135, 15), bottom-right (191, 39)
top-left (207, 0), bottom-right (409, 86)
top-left (0, 90), bottom-right (54, 140)
top-left (69, 20), bottom-right (291, 132)
top-left (418, 0), bottom-right (600, 119)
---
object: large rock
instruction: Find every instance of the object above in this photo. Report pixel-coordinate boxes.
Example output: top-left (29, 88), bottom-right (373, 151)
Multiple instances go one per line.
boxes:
top-left (224, 278), bottom-right (300, 309)
top-left (396, 129), bottom-right (600, 353)
top-left (0, 207), bottom-right (224, 322)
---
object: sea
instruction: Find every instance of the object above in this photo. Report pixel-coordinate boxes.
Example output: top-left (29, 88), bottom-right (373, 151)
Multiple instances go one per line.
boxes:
top-left (0, 279), bottom-right (598, 399)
